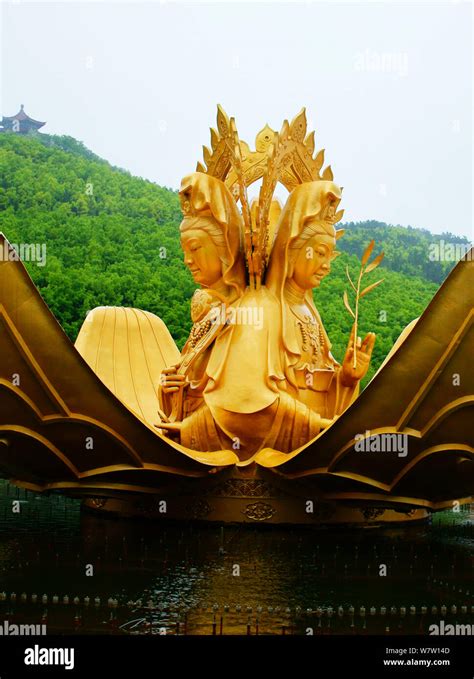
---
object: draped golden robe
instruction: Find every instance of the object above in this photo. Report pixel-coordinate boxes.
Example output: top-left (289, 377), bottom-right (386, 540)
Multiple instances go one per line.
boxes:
top-left (162, 286), bottom-right (324, 460)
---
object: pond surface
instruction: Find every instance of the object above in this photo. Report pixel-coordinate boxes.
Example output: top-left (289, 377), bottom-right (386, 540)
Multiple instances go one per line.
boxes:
top-left (0, 481), bottom-right (472, 635)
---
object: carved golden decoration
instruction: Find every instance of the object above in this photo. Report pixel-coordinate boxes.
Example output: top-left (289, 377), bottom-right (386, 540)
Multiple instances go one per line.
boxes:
top-left (186, 499), bottom-right (212, 519)
top-left (243, 501), bottom-right (276, 521)
top-left (360, 507), bottom-right (385, 521)
top-left (207, 479), bottom-right (279, 498)
top-left (90, 498), bottom-right (107, 509)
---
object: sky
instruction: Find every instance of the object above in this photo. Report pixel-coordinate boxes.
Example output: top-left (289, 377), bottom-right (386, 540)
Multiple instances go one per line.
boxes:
top-left (1, 1), bottom-right (472, 237)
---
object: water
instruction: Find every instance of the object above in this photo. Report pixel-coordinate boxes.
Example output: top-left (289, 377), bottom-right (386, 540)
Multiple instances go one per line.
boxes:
top-left (0, 481), bottom-right (472, 635)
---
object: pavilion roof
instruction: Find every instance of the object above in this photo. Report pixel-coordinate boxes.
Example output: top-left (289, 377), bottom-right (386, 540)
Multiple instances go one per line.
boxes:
top-left (2, 105), bottom-right (46, 127)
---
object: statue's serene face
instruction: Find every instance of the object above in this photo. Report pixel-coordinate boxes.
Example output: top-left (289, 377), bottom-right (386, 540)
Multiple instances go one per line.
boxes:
top-left (291, 233), bottom-right (335, 290)
top-left (180, 228), bottom-right (223, 287)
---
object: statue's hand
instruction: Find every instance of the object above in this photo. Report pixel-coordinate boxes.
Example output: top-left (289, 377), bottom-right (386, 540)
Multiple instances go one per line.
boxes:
top-left (160, 366), bottom-right (188, 394)
top-left (156, 421), bottom-right (183, 433)
top-left (341, 327), bottom-right (376, 387)
top-left (155, 420), bottom-right (182, 441)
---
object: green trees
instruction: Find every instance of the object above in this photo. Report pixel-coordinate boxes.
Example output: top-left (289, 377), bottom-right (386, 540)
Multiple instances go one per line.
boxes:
top-left (0, 132), bottom-right (193, 346)
top-left (339, 220), bottom-right (466, 284)
top-left (0, 131), bottom-right (464, 384)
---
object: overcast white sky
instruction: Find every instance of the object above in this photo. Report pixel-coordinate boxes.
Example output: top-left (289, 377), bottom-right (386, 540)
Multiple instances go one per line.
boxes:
top-left (1, 1), bottom-right (472, 237)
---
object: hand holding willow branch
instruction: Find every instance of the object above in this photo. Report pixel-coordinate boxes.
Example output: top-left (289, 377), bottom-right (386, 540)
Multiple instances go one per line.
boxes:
top-left (343, 239), bottom-right (384, 372)
top-left (341, 327), bottom-right (376, 386)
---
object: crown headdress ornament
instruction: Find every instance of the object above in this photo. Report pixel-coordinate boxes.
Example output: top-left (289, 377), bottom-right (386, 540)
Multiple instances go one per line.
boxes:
top-left (196, 105), bottom-right (344, 289)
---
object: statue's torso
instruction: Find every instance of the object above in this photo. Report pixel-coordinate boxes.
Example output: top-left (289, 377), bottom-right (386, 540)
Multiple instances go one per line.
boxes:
top-left (288, 301), bottom-right (336, 418)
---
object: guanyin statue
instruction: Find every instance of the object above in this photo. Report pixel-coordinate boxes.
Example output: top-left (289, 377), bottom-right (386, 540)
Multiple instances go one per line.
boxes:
top-left (157, 107), bottom-right (376, 460)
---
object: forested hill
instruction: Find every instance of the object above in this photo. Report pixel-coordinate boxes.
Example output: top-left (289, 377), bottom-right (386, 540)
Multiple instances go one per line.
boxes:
top-left (341, 220), bottom-right (467, 284)
top-left (0, 132), bottom-right (469, 383)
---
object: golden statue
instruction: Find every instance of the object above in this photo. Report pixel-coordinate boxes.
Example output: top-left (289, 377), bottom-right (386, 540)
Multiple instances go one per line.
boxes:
top-left (0, 105), bottom-right (472, 525)
top-left (157, 109), bottom-right (376, 460)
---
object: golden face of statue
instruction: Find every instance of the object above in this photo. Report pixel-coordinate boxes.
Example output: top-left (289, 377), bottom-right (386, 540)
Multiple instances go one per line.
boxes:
top-left (180, 228), bottom-right (223, 288)
top-left (291, 233), bottom-right (335, 291)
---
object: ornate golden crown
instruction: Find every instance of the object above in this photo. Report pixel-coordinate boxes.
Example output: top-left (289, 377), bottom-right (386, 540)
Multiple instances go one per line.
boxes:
top-left (196, 105), bottom-right (344, 288)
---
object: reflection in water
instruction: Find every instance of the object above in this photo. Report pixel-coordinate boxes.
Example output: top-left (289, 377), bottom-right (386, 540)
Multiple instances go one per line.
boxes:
top-left (0, 481), bottom-right (472, 634)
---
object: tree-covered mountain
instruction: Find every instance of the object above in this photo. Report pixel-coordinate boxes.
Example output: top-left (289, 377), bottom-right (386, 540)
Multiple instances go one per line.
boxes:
top-left (0, 132), bottom-right (468, 384)
top-left (341, 220), bottom-right (467, 284)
